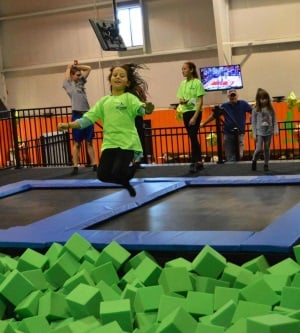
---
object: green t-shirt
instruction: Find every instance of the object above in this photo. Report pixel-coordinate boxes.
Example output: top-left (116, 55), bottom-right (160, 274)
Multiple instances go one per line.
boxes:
top-left (83, 92), bottom-right (144, 153)
top-left (176, 78), bottom-right (205, 113)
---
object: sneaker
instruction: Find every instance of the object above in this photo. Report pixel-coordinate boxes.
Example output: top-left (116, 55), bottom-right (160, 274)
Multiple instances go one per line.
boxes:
top-left (70, 167), bottom-right (78, 175)
top-left (124, 183), bottom-right (136, 197)
top-left (251, 161), bottom-right (256, 171)
top-left (189, 163), bottom-right (198, 173)
top-left (264, 164), bottom-right (269, 171)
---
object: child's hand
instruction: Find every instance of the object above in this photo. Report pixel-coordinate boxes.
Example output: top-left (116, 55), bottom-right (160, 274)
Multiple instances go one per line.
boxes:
top-left (57, 123), bottom-right (69, 131)
top-left (145, 102), bottom-right (155, 114)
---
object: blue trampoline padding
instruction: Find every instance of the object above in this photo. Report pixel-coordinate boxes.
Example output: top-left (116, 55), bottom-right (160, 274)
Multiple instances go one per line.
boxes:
top-left (189, 175), bottom-right (300, 186)
top-left (0, 181), bottom-right (32, 198)
top-left (1, 176), bottom-right (300, 253)
top-left (78, 230), bottom-right (255, 252)
top-left (241, 203), bottom-right (300, 253)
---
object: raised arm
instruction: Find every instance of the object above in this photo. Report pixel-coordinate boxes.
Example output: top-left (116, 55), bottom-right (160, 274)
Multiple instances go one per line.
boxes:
top-left (65, 64), bottom-right (73, 80)
top-left (76, 64), bottom-right (92, 78)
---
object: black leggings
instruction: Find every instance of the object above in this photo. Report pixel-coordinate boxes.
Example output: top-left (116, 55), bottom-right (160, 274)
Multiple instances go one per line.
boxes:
top-left (97, 148), bottom-right (135, 186)
top-left (183, 111), bottom-right (202, 163)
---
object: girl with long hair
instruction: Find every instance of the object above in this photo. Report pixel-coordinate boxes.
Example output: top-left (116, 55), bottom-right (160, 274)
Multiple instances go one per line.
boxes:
top-left (251, 88), bottom-right (278, 171)
top-left (58, 63), bottom-right (154, 196)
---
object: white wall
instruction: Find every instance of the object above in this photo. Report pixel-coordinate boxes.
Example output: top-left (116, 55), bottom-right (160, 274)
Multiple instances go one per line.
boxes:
top-left (0, 0), bottom-right (300, 111)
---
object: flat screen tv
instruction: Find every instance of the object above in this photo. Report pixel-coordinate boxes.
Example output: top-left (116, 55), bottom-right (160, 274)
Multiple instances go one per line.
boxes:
top-left (199, 64), bottom-right (243, 92)
top-left (89, 19), bottom-right (127, 51)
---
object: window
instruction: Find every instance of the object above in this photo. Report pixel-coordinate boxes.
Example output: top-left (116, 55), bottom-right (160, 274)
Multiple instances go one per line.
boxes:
top-left (117, 2), bottom-right (144, 48)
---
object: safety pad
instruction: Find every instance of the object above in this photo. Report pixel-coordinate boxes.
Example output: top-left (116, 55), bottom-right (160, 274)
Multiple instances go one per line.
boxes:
top-left (0, 180), bottom-right (187, 248)
top-left (240, 203), bottom-right (300, 253)
top-left (78, 230), bottom-right (255, 252)
top-left (0, 181), bottom-right (32, 198)
top-left (188, 175), bottom-right (300, 186)
top-left (1, 176), bottom-right (300, 254)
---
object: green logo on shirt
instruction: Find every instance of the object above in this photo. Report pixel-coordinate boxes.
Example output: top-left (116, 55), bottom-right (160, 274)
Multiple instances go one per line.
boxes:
top-left (116, 103), bottom-right (127, 111)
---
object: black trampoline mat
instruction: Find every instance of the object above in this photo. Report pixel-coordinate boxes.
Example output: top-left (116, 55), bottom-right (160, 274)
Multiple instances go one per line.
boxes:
top-left (2, 185), bottom-right (298, 231)
top-left (88, 185), bottom-right (300, 232)
top-left (1, 188), bottom-right (115, 229)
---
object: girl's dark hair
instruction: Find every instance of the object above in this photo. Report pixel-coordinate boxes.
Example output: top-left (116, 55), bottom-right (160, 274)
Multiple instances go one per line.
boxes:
top-left (255, 88), bottom-right (274, 112)
top-left (184, 61), bottom-right (199, 79)
top-left (108, 63), bottom-right (148, 102)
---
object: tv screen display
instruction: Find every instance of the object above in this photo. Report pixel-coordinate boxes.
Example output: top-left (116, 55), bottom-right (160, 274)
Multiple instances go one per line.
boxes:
top-left (89, 19), bottom-right (127, 51)
top-left (199, 64), bottom-right (243, 92)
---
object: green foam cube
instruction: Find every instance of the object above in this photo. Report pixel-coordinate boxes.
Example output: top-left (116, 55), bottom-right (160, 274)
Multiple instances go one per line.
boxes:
top-left (91, 261), bottom-right (119, 285)
top-left (0, 320), bottom-right (15, 333)
top-left (214, 286), bottom-right (240, 310)
top-left (123, 251), bottom-right (157, 273)
top-left (135, 312), bottom-right (157, 330)
top-left (192, 275), bottom-right (229, 293)
top-left (191, 245), bottom-right (226, 279)
top-left (38, 291), bottom-right (70, 321)
top-left (291, 272), bottom-right (300, 287)
top-left (263, 274), bottom-right (291, 294)
top-left (44, 251), bottom-right (80, 289)
top-left (156, 306), bottom-right (197, 333)
top-left (17, 248), bottom-right (48, 272)
top-left (267, 258), bottom-right (300, 277)
top-left (62, 268), bottom-right (95, 295)
top-left (121, 283), bottom-right (137, 308)
top-left (96, 280), bottom-right (122, 301)
top-left (239, 277), bottom-right (280, 307)
top-left (242, 255), bottom-right (269, 273)
top-left (18, 315), bottom-right (51, 333)
top-left (225, 318), bottom-right (247, 333)
top-left (233, 268), bottom-right (257, 289)
top-left (95, 241), bottom-right (131, 271)
top-left (280, 286), bottom-right (300, 309)
top-left (66, 283), bottom-right (101, 319)
top-left (232, 300), bottom-right (271, 323)
top-left (14, 290), bottom-right (43, 319)
top-left (247, 313), bottom-right (300, 333)
top-left (99, 299), bottom-right (133, 332)
top-left (195, 322), bottom-right (225, 333)
top-left (86, 320), bottom-right (123, 333)
top-left (44, 242), bottom-right (64, 267)
top-left (207, 299), bottom-right (237, 329)
top-left (63, 233), bottom-right (91, 261)
top-left (135, 257), bottom-right (162, 286)
top-left (186, 291), bottom-right (214, 317)
top-left (134, 285), bottom-right (164, 312)
top-left (0, 269), bottom-right (37, 306)
top-left (23, 269), bottom-right (50, 291)
top-left (221, 262), bottom-right (256, 287)
top-left (293, 244), bottom-right (300, 264)
top-left (82, 247), bottom-right (101, 265)
top-left (157, 294), bottom-right (186, 322)
top-left (165, 257), bottom-right (192, 271)
top-left (158, 266), bottom-right (193, 295)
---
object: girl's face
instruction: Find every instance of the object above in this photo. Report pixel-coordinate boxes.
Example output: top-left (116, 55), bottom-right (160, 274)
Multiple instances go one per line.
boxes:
top-left (260, 96), bottom-right (269, 106)
top-left (181, 63), bottom-right (192, 79)
top-left (110, 67), bottom-right (129, 93)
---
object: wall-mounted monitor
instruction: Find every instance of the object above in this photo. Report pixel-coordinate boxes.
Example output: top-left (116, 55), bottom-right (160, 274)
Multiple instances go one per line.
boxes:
top-left (89, 19), bottom-right (127, 51)
top-left (199, 64), bottom-right (243, 92)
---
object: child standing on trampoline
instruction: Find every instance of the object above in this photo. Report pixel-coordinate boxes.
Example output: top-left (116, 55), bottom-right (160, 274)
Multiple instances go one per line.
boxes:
top-left (58, 64), bottom-right (154, 196)
top-left (251, 88), bottom-right (278, 172)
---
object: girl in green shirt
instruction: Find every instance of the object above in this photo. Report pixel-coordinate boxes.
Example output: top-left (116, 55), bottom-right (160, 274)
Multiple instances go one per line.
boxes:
top-left (58, 64), bottom-right (154, 196)
top-left (177, 61), bottom-right (205, 173)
